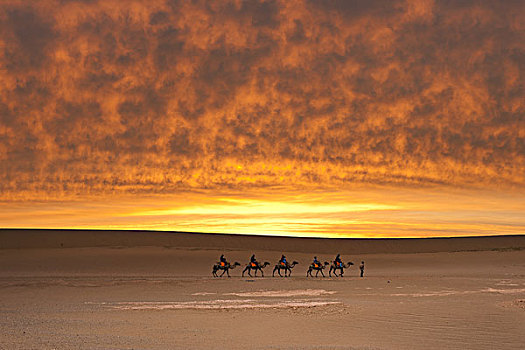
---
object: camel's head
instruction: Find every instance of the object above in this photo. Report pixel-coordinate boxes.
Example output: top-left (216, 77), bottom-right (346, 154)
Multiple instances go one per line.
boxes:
top-left (263, 261), bottom-right (270, 267)
top-left (323, 261), bottom-right (330, 266)
top-left (292, 261), bottom-right (299, 265)
top-left (347, 262), bottom-right (354, 266)
top-left (233, 262), bottom-right (240, 266)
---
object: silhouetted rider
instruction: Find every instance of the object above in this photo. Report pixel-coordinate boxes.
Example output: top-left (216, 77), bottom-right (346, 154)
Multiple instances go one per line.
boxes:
top-left (219, 254), bottom-right (227, 266)
top-left (334, 254), bottom-right (342, 267)
top-left (279, 255), bottom-right (287, 266)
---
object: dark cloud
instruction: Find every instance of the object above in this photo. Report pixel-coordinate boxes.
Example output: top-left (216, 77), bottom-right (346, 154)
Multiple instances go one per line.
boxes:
top-left (0, 0), bottom-right (523, 200)
top-left (308, 0), bottom-right (403, 19)
top-left (3, 7), bottom-right (55, 70)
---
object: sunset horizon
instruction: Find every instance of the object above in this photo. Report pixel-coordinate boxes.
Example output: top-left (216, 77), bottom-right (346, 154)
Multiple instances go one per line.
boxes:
top-left (2, 186), bottom-right (524, 238)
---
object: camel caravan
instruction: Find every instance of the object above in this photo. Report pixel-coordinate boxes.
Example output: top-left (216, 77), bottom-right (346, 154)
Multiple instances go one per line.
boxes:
top-left (213, 254), bottom-right (363, 278)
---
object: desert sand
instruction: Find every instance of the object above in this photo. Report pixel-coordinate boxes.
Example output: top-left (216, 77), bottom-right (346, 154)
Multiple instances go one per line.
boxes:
top-left (1, 229), bottom-right (525, 349)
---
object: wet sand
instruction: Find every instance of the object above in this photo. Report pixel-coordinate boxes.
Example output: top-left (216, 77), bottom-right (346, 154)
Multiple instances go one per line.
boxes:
top-left (1, 236), bottom-right (525, 350)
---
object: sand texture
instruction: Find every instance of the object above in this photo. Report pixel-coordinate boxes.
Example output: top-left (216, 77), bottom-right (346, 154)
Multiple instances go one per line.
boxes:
top-left (1, 231), bottom-right (525, 349)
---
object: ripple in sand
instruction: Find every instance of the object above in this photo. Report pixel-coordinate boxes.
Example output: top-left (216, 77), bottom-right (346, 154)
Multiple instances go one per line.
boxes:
top-left (389, 290), bottom-right (465, 297)
top-left (501, 299), bottom-right (525, 310)
top-left (496, 280), bottom-right (519, 286)
top-left (224, 289), bottom-right (336, 297)
top-left (102, 299), bottom-right (341, 310)
top-left (389, 287), bottom-right (525, 297)
top-left (513, 299), bottom-right (525, 309)
top-left (482, 288), bottom-right (525, 294)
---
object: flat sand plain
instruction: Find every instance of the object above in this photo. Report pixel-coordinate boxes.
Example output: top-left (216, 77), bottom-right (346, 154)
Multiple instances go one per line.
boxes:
top-left (1, 231), bottom-right (524, 349)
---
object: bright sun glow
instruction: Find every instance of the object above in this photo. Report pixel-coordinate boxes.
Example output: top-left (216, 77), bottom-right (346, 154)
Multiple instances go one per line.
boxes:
top-left (134, 199), bottom-right (399, 217)
top-left (1, 189), bottom-right (524, 238)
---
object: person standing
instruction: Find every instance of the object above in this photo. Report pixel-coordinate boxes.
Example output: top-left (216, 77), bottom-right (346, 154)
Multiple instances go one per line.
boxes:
top-left (359, 261), bottom-right (365, 277)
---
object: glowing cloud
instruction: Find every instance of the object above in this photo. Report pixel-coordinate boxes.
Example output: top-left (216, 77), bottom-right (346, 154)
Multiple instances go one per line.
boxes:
top-left (0, 0), bottom-right (523, 237)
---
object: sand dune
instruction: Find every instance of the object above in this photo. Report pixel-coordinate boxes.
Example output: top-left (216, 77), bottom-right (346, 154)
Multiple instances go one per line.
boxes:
top-left (1, 229), bottom-right (525, 253)
top-left (1, 230), bottom-right (524, 349)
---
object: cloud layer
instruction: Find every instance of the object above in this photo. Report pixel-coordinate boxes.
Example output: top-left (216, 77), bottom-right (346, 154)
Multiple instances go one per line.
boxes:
top-left (1, 0), bottom-right (524, 200)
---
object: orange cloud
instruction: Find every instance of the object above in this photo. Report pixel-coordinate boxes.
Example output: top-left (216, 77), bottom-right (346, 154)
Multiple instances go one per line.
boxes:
top-left (0, 0), bottom-right (523, 237)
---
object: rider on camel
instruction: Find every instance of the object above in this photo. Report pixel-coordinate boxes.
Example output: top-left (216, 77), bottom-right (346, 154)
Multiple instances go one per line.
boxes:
top-left (250, 254), bottom-right (257, 267)
top-left (312, 256), bottom-right (320, 268)
top-left (334, 254), bottom-right (343, 267)
top-left (279, 255), bottom-right (287, 266)
top-left (219, 254), bottom-right (227, 267)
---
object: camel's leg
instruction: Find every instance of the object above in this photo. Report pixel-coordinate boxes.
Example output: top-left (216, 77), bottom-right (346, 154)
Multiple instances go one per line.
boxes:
top-left (320, 270), bottom-right (325, 277)
top-left (329, 267), bottom-right (333, 277)
top-left (315, 270), bottom-right (319, 277)
top-left (226, 269), bottom-right (231, 278)
top-left (242, 267), bottom-right (248, 277)
top-left (272, 267), bottom-right (277, 277)
top-left (306, 269), bottom-right (311, 277)
top-left (278, 269), bottom-right (283, 277)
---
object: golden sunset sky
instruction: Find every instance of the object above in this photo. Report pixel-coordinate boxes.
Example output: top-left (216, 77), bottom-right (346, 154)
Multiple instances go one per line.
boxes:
top-left (0, 0), bottom-right (523, 237)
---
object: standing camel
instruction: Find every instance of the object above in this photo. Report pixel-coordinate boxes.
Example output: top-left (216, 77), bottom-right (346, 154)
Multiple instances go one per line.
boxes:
top-left (212, 261), bottom-right (241, 277)
top-left (272, 261), bottom-right (299, 277)
top-left (329, 261), bottom-right (354, 277)
top-left (306, 261), bottom-right (330, 277)
top-left (242, 261), bottom-right (270, 277)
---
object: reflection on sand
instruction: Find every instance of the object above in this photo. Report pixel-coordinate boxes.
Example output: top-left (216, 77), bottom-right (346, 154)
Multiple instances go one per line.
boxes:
top-left (102, 289), bottom-right (340, 310)
top-left (224, 289), bottom-right (336, 297)
top-left (103, 299), bottom-right (341, 310)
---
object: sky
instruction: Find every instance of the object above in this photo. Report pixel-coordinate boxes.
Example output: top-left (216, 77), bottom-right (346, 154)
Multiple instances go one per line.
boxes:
top-left (0, 0), bottom-right (523, 238)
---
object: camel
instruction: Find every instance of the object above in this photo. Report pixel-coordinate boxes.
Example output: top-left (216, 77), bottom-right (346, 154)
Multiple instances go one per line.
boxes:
top-left (329, 261), bottom-right (354, 277)
top-left (272, 261), bottom-right (299, 277)
top-left (212, 261), bottom-right (241, 277)
top-left (242, 261), bottom-right (270, 277)
top-left (306, 261), bottom-right (330, 277)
